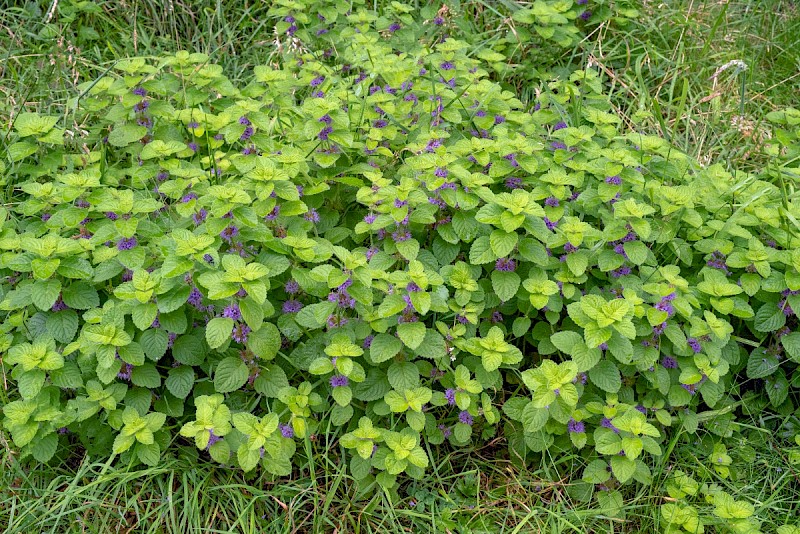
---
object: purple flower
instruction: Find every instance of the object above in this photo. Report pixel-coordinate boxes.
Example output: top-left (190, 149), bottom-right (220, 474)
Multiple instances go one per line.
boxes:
top-left (654, 300), bottom-right (675, 317)
top-left (445, 389), bottom-right (456, 406)
top-left (440, 61), bottom-right (455, 70)
top-left (192, 208), bottom-right (208, 226)
top-left (392, 230), bottom-right (411, 242)
top-left (122, 269), bottom-right (134, 282)
top-left (366, 247), bottom-right (379, 260)
top-left (495, 258), bottom-right (517, 272)
top-left (316, 28), bottom-right (328, 36)
top-left (544, 217), bottom-right (558, 231)
top-left (187, 288), bottom-right (204, 310)
top-left (494, 115), bottom-right (505, 125)
top-left (661, 355), bottom-right (678, 369)
top-left (220, 225), bottom-right (239, 243)
top-left (599, 343), bottom-right (608, 351)
top-left (567, 419), bottom-right (585, 433)
top-left (635, 405), bottom-right (647, 414)
top-left (545, 197), bottom-right (559, 207)
top-left (687, 338), bottom-right (702, 353)
top-left (181, 192), bottom-right (198, 203)
top-left (223, 304), bottom-right (242, 321)
top-left (310, 75), bottom-right (325, 87)
top-left (363, 213), bottom-right (377, 224)
top-left (458, 411), bottom-right (474, 425)
top-left (434, 167), bottom-right (448, 178)
top-left (505, 177), bottom-right (523, 189)
top-left (605, 175), bottom-right (622, 185)
top-left (393, 199), bottom-right (408, 209)
top-left (318, 126), bottom-right (333, 141)
top-left (363, 335), bottom-right (374, 349)
top-left (134, 100), bottom-right (150, 113)
top-left (580, 10), bottom-right (592, 20)
top-left (433, 16), bottom-right (444, 25)
top-left (551, 141), bottom-right (568, 151)
top-left (389, 22), bottom-right (402, 32)
top-left (231, 323), bottom-right (251, 343)
top-left (280, 424), bottom-right (294, 438)
top-left (117, 363), bottom-right (133, 381)
top-left (117, 237), bottom-right (138, 251)
top-left (304, 209), bottom-right (320, 223)
top-left (239, 126), bottom-right (254, 142)
top-left (51, 296), bottom-right (69, 312)
top-left (206, 430), bottom-right (221, 449)
top-left (577, 0), bottom-right (588, 4)
top-left (285, 280), bottom-right (300, 294)
top-left (601, 417), bottom-right (619, 433)
top-left (104, 211), bottom-right (118, 220)
top-left (491, 311), bottom-right (503, 323)
top-left (330, 375), bottom-right (349, 388)
top-left (611, 266), bottom-right (631, 278)
top-left (133, 87), bottom-right (147, 96)
top-left (613, 243), bottom-right (627, 257)
top-left (282, 300), bottom-right (303, 313)
top-left (373, 119), bottom-right (388, 128)
top-left (264, 205), bottom-right (281, 222)
top-left (653, 322), bottom-right (667, 335)
top-left (554, 121), bottom-right (568, 131)
top-left (41, 213), bottom-right (51, 222)
top-left (439, 424), bottom-right (452, 438)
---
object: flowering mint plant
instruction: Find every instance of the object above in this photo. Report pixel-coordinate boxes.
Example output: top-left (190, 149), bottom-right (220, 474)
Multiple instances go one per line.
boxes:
top-left (1, 1), bottom-right (799, 507)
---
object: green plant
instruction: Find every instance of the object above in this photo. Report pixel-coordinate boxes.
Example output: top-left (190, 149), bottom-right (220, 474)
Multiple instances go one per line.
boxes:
top-left (2, 0), bottom-right (800, 512)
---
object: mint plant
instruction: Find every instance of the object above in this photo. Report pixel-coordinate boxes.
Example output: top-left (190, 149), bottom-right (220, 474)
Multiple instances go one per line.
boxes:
top-left (1, 0), bottom-right (799, 507)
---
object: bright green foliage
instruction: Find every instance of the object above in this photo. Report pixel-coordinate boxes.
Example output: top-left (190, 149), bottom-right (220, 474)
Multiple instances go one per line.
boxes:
top-left (1, 0), bottom-right (799, 505)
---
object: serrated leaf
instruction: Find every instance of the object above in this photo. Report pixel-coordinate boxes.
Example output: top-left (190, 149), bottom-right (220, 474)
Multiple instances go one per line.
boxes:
top-left (397, 322), bottom-right (426, 350)
top-left (370, 333), bottom-right (402, 363)
top-left (206, 317), bottom-right (234, 349)
top-left (214, 356), bottom-right (249, 393)
top-left (387, 362), bottom-right (420, 391)
top-left (588, 360), bottom-right (621, 393)
top-left (166, 366), bottom-right (195, 399)
top-left (491, 271), bottom-right (520, 303)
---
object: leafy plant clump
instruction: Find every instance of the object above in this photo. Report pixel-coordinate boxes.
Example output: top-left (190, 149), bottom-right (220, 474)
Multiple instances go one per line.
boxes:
top-left (2, 1), bottom-right (800, 505)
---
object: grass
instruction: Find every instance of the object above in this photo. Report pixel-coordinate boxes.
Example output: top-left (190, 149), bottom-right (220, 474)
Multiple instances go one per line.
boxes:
top-left (2, 0), bottom-right (800, 532)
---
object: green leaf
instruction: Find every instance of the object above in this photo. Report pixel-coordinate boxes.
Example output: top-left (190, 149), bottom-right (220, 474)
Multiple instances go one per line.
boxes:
top-left (387, 362), bottom-right (420, 391)
top-left (469, 236), bottom-right (496, 264)
top-left (370, 333), bottom-right (402, 363)
top-left (131, 363), bottom-right (161, 388)
top-left (132, 302), bottom-right (158, 330)
top-left (139, 329), bottom-right (168, 361)
top-left (136, 442), bottom-right (161, 466)
top-left (489, 230), bottom-right (518, 258)
top-left (397, 323), bottom-right (426, 350)
top-left (206, 317), bottom-right (234, 349)
top-left (622, 241), bottom-right (649, 265)
top-left (520, 401), bottom-right (549, 432)
top-left (588, 360), bottom-right (621, 393)
top-left (296, 301), bottom-right (336, 329)
top-left (46, 310), bottom-right (79, 343)
top-left (62, 281), bottom-right (100, 310)
top-left (415, 330), bottom-right (446, 360)
top-left (491, 271), bottom-right (521, 303)
top-left (32, 279), bottom-right (61, 311)
top-left (247, 322), bottom-right (280, 359)
top-left (253, 365), bottom-right (289, 397)
top-left (108, 123), bottom-right (147, 146)
top-left (754, 304), bottom-right (786, 332)
top-left (31, 433), bottom-right (58, 462)
top-left (214, 357), bottom-right (249, 393)
top-left (781, 332), bottom-right (800, 363)
top-left (166, 366), bottom-right (195, 399)
top-left (610, 455), bottom-right (636, 483)
top-left (550, 331), bottom-right (582, 355)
